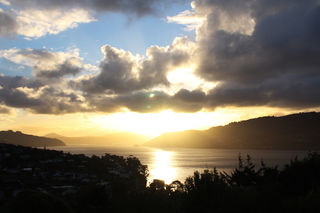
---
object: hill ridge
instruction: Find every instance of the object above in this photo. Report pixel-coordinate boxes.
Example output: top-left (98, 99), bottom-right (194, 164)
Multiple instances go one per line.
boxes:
top-left (0, 130), bottom-right (65, 147)
top-left (145, 112), bottom-right (320, 150)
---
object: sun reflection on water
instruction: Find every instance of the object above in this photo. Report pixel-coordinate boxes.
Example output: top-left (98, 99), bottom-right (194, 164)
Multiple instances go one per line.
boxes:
top-left (149, 150), bottom-right (177, 184)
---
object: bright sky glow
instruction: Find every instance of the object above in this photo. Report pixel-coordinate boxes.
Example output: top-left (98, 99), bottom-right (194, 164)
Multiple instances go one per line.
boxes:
top-left (167, 66), bottom-right (217, 93)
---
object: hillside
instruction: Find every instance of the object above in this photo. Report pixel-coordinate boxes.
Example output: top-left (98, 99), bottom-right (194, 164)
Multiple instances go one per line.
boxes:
top-left (145, 112), bottom-right (320, 150)
top-left (0, 130), bottom-right (65, 147)
top-left (45, 132), bottom-right (150, 146)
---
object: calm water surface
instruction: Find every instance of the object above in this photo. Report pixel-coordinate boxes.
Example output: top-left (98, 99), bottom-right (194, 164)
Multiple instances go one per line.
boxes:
top-left (50, 145), bottom-right (307, 184)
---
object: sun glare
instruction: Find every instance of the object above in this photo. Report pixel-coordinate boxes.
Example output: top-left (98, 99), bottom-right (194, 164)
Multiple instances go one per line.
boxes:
top-left (149, 150), bottom-right (177, 184)
top-left (90, 110), bottom-right (225, 137)
top-left (86, 106), bottom-right (293, 138)
top-left (167, 67), bottom-right (216, 93)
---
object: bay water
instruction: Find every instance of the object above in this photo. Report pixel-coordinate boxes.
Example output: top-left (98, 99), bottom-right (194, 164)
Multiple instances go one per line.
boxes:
top-left (50, 145), bottom-right (307, 184)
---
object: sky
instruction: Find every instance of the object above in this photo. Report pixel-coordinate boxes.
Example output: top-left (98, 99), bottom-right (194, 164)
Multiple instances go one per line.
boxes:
top-left (0, 0), bottom-right (320, 137)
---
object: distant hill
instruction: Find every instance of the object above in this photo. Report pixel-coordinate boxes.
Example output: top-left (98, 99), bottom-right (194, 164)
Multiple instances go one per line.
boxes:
top-left (45, 132), bottom-right (150, 146)
top-left (0, 130), bottom-right (65, 147)
top-left (145, 112), bottom-right (320, 150)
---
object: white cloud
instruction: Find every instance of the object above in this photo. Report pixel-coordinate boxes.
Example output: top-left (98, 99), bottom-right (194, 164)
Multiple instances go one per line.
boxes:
top-left (16, 8), bottom-right (96, 39)
top-left (167, 10), bottom-right (205, 31)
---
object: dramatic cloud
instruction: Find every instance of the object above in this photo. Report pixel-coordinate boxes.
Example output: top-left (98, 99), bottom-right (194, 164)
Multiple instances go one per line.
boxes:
top-left (190, 0), bottom-right (320, 109)
top-left (0, 74), bottom-right (208, 114)
top-left (86, 89), bottom-right (207, 113)
top-left (0, 75), bottom-right (88, 114)
top-left (73, 45), bottom-right (139, 94)
top-left (28, 87), bottom-right (88, 114)
top-left (35, 60), bottom-right (81, 80)
top-left (72, 37), bottom-right (194, 94)
top-left (0, 75), bottom-right (43, 108)
top-left (0, 48), bottom-right (89, 114)
top-left (1, 0), bottom-right (320, 114)
top-left (0, 75), bottom-right (43, 90)
top-left (0, 9), bottom-right (17, 37)
top-left (196, 1), bottom-right (320, 82)
top-left (0, 35), bottom-right (201, 114)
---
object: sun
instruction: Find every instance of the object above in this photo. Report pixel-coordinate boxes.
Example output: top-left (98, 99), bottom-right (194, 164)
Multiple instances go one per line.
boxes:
top-left (131, 110), bottom-right (195, 136)
top-left (167, 66), bottom-right (217, 93)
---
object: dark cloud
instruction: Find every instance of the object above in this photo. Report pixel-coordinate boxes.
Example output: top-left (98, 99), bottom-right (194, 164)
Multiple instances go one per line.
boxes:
top-left (0, 70), bottom-right (208, 113)
top-left (8, 0), bottom-right (182, 17)
top-left (172, 89), bottom-right (206, 112)
top-left (114, 91), bottom-right (171, 113)
top-left (206, 75), bottom-right (320, 109)
top-left (195, 0), bottom-right (320, 109)
top-left (84, 91), bottom-right (170, 113)
top-left (29, 87), bottom-right (88, 114)
top-left (0, 87), bottom-right (42, 108)
top-left (0, 75), bottom-right (87, 114)
top-left (35, 59), bottom-right (82, 80)
top-left (0, 10), bottom-right (17, 37)
top-left (197, 2), bottom-right (320, 83)
top-left (86, 89), bottom-right (206, 113)
top-left (174, 89), bottom-right (206, 103)
top-left (0, 75), bottom-right (43, 108)
top-left (194, 0), bottom-right (320, 19)
top-left (0, 75), bottom-right (43, 89)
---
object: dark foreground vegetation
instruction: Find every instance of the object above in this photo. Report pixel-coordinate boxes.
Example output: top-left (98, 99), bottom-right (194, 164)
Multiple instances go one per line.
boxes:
top-left (1, 143), bottom-right (320, 213)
